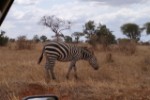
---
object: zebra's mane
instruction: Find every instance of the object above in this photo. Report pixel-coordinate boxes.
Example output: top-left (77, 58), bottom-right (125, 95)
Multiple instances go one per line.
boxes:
top-left (81, 47), bottom-right (94, 55)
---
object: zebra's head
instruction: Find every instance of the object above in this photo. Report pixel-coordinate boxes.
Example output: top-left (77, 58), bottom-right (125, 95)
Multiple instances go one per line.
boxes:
top-left (82, 47), bottom-right (99, 70)
top-left (89, 55), bottom-right (99, 70)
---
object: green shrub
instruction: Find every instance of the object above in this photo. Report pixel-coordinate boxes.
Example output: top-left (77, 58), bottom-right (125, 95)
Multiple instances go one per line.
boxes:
top-left (0, 32), bottom-right (9, 46)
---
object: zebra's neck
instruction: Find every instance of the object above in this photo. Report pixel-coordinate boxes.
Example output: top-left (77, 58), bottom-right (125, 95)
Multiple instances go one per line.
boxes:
top-left (81, 49), bottom-right (91, 60)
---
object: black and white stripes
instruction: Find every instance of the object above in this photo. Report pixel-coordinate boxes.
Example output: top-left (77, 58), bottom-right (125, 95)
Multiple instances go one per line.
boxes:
top-left (38, 42), bottom-right (99, 81)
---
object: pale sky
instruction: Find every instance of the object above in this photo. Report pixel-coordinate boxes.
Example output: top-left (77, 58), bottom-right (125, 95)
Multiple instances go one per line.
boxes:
top-left (1, 0), bottom-right (150, 41)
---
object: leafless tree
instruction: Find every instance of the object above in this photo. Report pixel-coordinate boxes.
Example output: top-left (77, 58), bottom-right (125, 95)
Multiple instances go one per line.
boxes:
top-left (39, 15), bottom-right (71, 41)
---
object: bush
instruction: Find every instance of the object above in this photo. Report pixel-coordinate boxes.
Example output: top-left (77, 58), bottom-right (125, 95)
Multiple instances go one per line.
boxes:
top-left (141, 56), bottom-right (150, 72)
top-left (118, 38), bottom-right (137, 55)
top-left (0, 32), bottom-right (9, 46)
top-left (9, 38), bottom-right (15, 42)
top-left (105, 53), bottom-right (114, 63)
top-left (16, 36), bottom-right (35, 50)
top-left (33, 35), bottom-right (40, 43)
top-left (139, 41), bottom-right (150, 46)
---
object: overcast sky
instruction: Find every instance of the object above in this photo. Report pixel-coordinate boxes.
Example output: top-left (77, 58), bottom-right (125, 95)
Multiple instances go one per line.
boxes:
top-left (1, 0), bottom-right (150, 41)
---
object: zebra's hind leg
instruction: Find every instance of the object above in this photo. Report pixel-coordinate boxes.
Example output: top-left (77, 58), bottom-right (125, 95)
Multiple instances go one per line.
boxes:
top-left (45, 59), bottom-right (56, 81)
top-left (45, 67), bottom-right (56, 81)
top-left (49, 66), bottom-right (56, 80)
top-left (47, 61), bottom-right (56, 80)
top-left (45, 69), bottom-right (50, 83)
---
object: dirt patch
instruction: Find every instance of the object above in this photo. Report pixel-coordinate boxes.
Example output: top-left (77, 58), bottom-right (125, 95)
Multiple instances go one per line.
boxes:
top-left (19, 83), bottom-right (54, 99)
top-left (18, 83), bottom-right (72, 100)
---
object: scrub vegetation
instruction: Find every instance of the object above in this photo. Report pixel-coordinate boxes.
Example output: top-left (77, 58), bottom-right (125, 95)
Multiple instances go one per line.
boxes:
top-left (0, 42), bottom-right (150, 100)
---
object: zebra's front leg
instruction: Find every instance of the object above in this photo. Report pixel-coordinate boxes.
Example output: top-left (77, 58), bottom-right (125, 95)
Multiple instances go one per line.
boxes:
top-left (66, 61), bottom-right (76, 79)
top-left (73, 66), bottom-right (78, 79)
top-left (66, 66), bottom-right (73, 79)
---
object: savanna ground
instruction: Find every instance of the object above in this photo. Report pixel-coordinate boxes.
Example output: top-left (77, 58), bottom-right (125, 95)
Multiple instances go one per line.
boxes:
top-left (0, 43), bottom-right (150, 100)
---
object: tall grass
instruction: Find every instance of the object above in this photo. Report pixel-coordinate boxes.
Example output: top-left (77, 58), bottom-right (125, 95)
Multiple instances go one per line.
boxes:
top-left (118, 39), bottom-right (137, 55)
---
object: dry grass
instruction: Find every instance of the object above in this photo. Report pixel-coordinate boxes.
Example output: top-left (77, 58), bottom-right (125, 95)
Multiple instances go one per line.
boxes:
top-left (0, 43), bottom-right (150, 100)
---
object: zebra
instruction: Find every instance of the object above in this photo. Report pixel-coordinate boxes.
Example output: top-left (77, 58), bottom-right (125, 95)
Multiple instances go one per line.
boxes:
top-left (38, 42), bottom-right (99, 81)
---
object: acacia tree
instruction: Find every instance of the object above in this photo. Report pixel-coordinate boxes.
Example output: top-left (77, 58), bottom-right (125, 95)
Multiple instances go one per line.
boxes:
top-left (39, 15), bottom-right (71, 41)
top-left (72, 32), bottom-right (84, 43)
top-left (64, 36), bottom-right (72, 43)
top-left (121, 23), bottom-right (142, 41)
top-left (96, 24), bottom-right (116, 48)
top-left (40, 35), bottom-right (47, 42)
top-left (83, 20), bottom-right (95, 40)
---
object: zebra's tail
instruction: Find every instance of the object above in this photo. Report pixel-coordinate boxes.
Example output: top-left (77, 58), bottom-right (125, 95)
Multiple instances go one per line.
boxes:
top-left (38, 46), bottom-right (45, 64)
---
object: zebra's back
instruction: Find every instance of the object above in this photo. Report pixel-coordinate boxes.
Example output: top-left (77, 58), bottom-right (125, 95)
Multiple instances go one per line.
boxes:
top-left (44, 42), bottom-right (82, 62)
